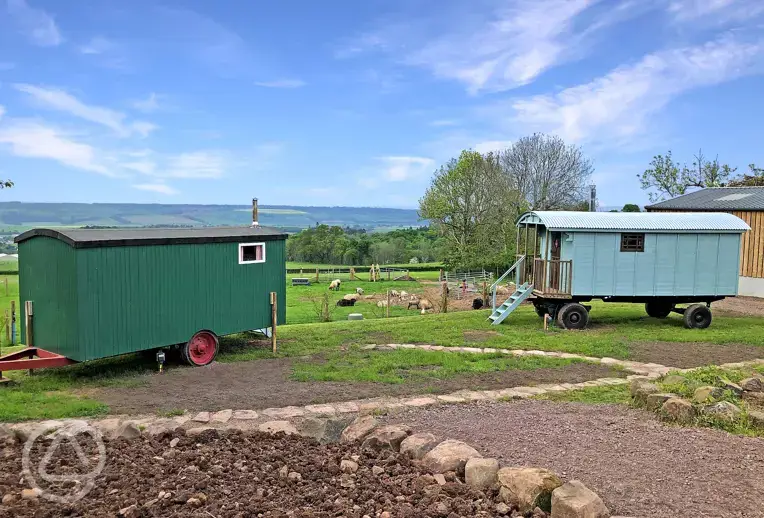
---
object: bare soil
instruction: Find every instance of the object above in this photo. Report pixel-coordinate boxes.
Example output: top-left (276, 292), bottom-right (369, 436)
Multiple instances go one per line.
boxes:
top-left (714, 296), bottom-right (764, 317)
top-left (0, 429), bottom-right (507, 517)
top-left (628, 341), bottom-right (764, 368)
top-left (91, 359), bottom-right (623, 415)
top-left (386, 400), bottom-right (764, 518)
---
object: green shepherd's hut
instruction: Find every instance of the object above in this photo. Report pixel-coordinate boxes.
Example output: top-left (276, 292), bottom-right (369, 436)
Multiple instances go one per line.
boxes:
top-left (11, 221), bottom-right (286, 368)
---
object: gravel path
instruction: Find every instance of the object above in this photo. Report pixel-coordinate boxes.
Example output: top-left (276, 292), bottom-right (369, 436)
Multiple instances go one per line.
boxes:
top-left (387, 400), bottom-right (764, 518)
top-left (714, 296), bottom-right (764, 317)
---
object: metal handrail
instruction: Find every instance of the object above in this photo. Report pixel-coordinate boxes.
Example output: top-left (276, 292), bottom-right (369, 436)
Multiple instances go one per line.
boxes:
top-left (490, 255), bottom-right (526, 311)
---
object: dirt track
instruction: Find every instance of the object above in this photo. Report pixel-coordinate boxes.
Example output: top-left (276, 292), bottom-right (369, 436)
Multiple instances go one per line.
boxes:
top-left (387, 400), bottom-right (764, 518)
top-left (91, 359), bottom-right (623, 415)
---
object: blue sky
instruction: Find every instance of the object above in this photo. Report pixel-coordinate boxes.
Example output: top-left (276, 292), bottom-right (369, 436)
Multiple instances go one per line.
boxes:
top-left (0, 0), bottom-right (763, 209)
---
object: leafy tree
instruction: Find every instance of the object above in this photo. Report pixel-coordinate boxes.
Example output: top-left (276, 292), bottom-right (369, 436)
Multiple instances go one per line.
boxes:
top-left (419, 150), bottom-right (519, 269)
top-left (496, 133), bottom-right (593, 210)
top-left (621, 204), bottom-right (641, 212)
top-left (727, 164), bottom-right (764, 187)
top-left (638, 150), bottom-right (735, 202)
top-left (0, 180), bottom-right (12, 189)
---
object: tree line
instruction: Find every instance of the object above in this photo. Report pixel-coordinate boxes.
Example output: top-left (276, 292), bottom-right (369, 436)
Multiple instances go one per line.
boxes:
top-left (286, 225), bottom-right (446, 265)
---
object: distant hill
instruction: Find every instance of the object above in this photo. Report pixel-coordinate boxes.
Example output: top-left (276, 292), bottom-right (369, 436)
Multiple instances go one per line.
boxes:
top-left (0, 202), bottom-right (423, 232)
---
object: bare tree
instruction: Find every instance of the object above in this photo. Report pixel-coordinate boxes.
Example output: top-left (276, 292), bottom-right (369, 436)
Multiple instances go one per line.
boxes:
top-left (497, 134), bottom-right (593, 210)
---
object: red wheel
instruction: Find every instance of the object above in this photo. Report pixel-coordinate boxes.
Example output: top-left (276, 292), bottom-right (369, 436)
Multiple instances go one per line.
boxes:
top-left (182, 330), bottom-right (219, 366)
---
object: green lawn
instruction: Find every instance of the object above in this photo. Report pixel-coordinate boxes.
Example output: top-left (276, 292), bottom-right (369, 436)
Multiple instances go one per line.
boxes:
top-left (287, 261), bottom-right (443, 270)
top-left (292, 347), bottom-right (587, 384)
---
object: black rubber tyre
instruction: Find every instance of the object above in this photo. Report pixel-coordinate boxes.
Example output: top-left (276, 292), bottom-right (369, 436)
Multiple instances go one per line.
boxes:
top-left (180, 330), bottom-right (220, 366)
top-left (557, 303), bottom-right (590, 330)
top-left (684, 304), bottom-right (712, 329)
top-left (533, 302), bottom-right (547, 319)
top-left (645, 301), bottom-right (673, 319)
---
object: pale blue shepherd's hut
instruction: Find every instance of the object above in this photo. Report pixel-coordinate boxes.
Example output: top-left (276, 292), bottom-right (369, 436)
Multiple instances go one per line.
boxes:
top-left (489, 211), bottom-right (750, 329)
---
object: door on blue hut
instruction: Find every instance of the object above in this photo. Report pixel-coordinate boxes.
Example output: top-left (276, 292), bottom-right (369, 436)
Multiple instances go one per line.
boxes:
top-left (550, 232), bottom-right (561, 291)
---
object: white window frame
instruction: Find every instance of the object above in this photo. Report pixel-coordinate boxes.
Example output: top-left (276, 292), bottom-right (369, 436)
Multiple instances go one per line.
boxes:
top-left (238, 242), bottom-right (266, 264)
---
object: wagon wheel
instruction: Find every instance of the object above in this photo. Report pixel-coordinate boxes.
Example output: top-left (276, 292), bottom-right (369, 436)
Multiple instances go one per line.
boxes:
top-left (181, 330), bottom-right (219, 366)
top-left (645, 301), bottom-right (673, 319)
top-left (683, 304), bottom-right (712, 329)
top-left (557, 303), bottom-right (589, 330)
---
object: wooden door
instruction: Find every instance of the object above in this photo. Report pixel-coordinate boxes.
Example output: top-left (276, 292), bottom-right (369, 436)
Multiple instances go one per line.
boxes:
top-left (550, 232), bottom-right (561, 291)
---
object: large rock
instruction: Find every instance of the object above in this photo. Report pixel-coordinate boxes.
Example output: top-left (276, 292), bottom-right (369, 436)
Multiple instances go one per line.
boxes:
top-left (743, 391), bottom-right (764, 406)
top-left (551, 480), bottom-right (609, 518)
top-left (693, 386), bottom-right (724, 403)
top-left (702, 401), bottom-right (741, 420)
top-left (259, 421), bottom-right (298, 435)
top-left (740, 377), bottom-right (764, 393)
top-left (399, 433), bottom-right (440, 460)
top-left (361, 425), bottom-right (411, 451)
top-left (497, 467), bottom-right (563, 513)
top-left (0, 423), bottom-right (13, 442)
top-left (661, 398), bottom-right (696, 423)
top-left (630, 381), bottom-right (659, 404)
top-left (341, 415), bottom-right (378, 443)
top-left (115, 421), bottom-right (142, 440)
top-left (465, 458), bottom-right (499, 490)
top-left (748, 410), bottom-right (764, 429)
top-left (422, 440), bottom-right (482, 475)
top-left (718, 378), bottom-right (743, 396)
top-left (297, 416), bottom-right (353, 444)
top-left (645, 393), bottom-right (676, 411)
top-left (11, 420), bottom-right (62, 442)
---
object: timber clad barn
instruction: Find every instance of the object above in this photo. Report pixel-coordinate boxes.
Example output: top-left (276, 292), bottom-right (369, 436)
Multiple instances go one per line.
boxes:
top-left (646, 187), bottom-right (764, 297)
top-left (12, 226), bottom-right (287, 367)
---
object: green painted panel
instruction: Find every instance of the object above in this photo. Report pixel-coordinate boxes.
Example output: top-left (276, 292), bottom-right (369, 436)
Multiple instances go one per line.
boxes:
top-left (18, 237), bottom-right (79, 359)
top-left (75, 239), bottom-right (286, 361)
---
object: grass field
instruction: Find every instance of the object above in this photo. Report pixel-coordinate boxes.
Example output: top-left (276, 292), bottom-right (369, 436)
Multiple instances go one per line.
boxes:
top-left (287, 261), bottom-right (443, 270)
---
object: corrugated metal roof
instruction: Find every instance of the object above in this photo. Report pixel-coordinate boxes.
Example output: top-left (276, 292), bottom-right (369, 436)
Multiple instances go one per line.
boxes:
top-left (15, 226), bottom-right (287, 248)
top-left (518, 211), bottom-right (750, 232)
top-left (645, 187), bottom-right (764, 211)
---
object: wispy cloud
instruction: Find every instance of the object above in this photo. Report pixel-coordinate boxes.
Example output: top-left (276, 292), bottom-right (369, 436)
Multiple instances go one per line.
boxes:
top-left (0, 120), bottom-right (110, 175)
top-left (14, 84), bottom-right (156, 138)
top-left (6, 0), bottom-right (62, 46)
top-left (430, 119), bottom-right (459, 127)
top-left (254, 79), bottom-right (306, 89)
top-left (133, 183), bottom-right (177, 195)
top-left (377, 156), bottom-right (435, 181)
top-left (132, 93), bottom-right (162, 113)
top-left (668, 0), bottom-right (764, 21)
top-left (164, 151), bottom-right (227, 179)
top-left (79, 36), bottom-right (112, 55)
top-left (338, 0), bottom-right (639, 94)
top-left (505, 35), bottom-right (764, 144)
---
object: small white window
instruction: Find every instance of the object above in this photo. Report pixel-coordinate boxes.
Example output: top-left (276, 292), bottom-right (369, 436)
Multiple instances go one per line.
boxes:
top-left (239, 242), bottom-right (266, 264)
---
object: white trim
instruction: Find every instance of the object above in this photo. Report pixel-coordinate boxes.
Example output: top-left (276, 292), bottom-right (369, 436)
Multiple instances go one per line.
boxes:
top-left (238, 242), bottom-right (266, 264)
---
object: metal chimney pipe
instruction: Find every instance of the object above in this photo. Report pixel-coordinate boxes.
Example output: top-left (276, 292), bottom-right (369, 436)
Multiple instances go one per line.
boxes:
top-left (251, 198), bottom-right (259, 227)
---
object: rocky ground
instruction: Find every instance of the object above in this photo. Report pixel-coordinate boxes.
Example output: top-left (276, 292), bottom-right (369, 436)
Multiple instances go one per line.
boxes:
top-left (0, 428), bottom-right (509, 518)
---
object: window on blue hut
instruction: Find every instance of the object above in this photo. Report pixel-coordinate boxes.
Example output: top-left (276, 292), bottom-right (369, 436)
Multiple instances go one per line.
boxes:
top-left (620, 233), bottom-right (645, 252)
top-left (239, 242), bottom-right (266, 264)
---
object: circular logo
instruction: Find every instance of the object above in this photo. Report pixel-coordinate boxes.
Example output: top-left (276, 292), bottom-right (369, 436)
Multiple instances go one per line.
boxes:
top-left (21, 421), bottom-right (106, 504)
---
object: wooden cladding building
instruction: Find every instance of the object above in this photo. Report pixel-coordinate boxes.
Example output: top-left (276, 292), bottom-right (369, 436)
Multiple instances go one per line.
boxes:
top-left (646, 187), bottom-right (764, 297)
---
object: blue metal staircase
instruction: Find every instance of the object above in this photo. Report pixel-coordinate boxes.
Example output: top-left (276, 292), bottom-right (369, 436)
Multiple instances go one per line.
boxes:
top-left (488, 255), bottom-right (534, 326)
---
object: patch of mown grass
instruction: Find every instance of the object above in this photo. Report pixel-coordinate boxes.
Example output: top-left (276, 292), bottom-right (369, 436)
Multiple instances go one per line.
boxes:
top-left (0, 391), bottom-right (107, 422)
top-left (535, 384), bottom-right (631, 404)
top-left (291, 348), bottom-right (586, 384)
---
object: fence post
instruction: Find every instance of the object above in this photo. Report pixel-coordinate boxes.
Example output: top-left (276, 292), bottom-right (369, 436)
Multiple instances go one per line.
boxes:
top-left (441, 281), bottom-right (448, 313)
top-left (315, 268), bottom-right (319, 283)
top-left (10, 301), bottom-right (15, 345)
top-left (386, 290), bottom-right (391, 318)
top-left (270, 292), bottom-right (277, 354)
top-left (4, 309), bottom-right (8, 344)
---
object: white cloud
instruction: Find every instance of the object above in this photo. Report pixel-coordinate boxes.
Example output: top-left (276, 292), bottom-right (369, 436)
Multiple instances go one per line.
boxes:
top-left (164, 151), bottom-right (227, 178)
top-left (0, 121), bottom-right (110, 175)
top-left (254, 79), bottom-right (306, 89)
top-left (132, 93), bottom-right (161, 113)
top-left (430, 119), bottom-right (458, 127)
top-left (376, 156), bottom-right (435, 181)
top-left (0, 106), bottom-right (4, 120)
top-left (14, 84), bottom-right (155, 138)
top-left (506, 35), bottom-right (764, 143)
top-left (668, 0), bottom-right (764, 21)
top-left (474, 140), bottom-right (513, 154)
top-left (122, 160), bottom-right (156, 175)
top-left (6, 0), bottom-right (62, 46)
top-left (79, 36), bottom-right (113, 55)
top-left (133, 183), bottom-right (177, 195)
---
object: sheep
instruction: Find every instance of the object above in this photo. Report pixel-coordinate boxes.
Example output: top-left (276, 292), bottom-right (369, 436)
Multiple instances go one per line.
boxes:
top-left (377, 300), bottom-right (388, 308)
top-left (472, 297), bottom-right (484, 310)
top-left (328, 279), bottom-right (342, 291)
top-left (418, 298), bottom-right (433, 311)
top-left (356, 287), bottom-right (364, 295)
top-left (399, 290), bottom-right (408, 299)
top-left (343, 293), bottom-right (360, 301)
top-left (336, 298), bottom-right (356, 307)
top-left (407, 295), bottom-right (420, 310)
top-left (390, 290), bottom-right (400, 298)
